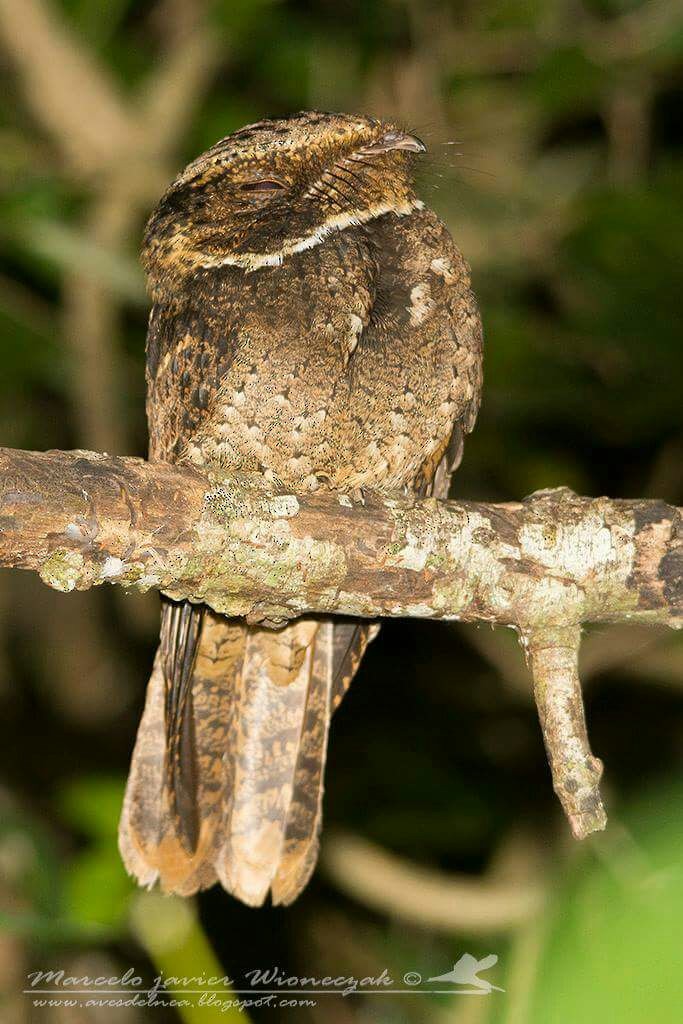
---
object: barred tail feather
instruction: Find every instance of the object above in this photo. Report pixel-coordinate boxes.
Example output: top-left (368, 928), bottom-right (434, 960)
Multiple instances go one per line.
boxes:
top-left (119, 613), bottom-right (376, 903)
top-left (269, 620), bottom-right (334, 904)
top-left (216, 619), bottom-right (325, 905)
top-left (118, 612), bottom-right (245, 895)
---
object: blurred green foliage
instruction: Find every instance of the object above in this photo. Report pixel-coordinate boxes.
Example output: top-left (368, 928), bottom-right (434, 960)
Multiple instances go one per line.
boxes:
top-left (58, 777), bottom-right (135, 932)
top-left (529, 783), bottom-right (683, 1024)
top-left (0, 0), bottom-right (682, 1022)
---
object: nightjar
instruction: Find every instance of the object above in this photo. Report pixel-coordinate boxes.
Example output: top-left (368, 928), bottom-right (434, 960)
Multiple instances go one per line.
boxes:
top-left (119, 111), bottom-right (483, 906)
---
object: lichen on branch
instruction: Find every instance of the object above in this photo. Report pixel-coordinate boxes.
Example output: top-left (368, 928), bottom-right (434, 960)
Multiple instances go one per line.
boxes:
top-left (1, 445), bottom-right (681, 839)
top-left (1, 448), bottom-right (680, 629)
top-left (523, 625), bottom-right (606, 838)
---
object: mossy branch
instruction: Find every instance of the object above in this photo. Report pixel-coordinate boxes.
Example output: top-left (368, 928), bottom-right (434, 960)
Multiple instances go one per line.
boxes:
top-left (1, 446), bottom-right (681, 838)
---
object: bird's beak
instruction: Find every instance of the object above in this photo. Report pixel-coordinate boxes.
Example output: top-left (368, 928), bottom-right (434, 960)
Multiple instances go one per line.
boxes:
top-left (360, 131), bottom-right (427, 155)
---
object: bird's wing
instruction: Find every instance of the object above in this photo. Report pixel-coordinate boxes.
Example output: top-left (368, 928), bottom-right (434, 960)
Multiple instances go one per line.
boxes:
top-left (144, 291), bottom-right (242, 848)
top-left (419, 284), bottom-right (482, 499)
top-left (146, 292), bottom-right (239, 463)
top-left (408, 209), bottom-right (483, 499)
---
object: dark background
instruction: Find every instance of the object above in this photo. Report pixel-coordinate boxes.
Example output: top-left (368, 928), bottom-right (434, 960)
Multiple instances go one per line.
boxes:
top-left (1, 1), bottom-right (682, 1022)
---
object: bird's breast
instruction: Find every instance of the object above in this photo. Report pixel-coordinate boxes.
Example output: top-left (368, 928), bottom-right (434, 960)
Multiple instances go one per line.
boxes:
top-left (178, 208), bottom-right (477, 493)
top-left (185, 319), bottom-right (459, 494)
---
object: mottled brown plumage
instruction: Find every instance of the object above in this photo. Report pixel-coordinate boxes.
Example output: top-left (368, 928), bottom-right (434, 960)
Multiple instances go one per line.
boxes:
top-left (119, 111), bottom-right (483, 906)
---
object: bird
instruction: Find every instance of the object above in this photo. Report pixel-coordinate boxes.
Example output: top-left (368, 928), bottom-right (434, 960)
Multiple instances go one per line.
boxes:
top-left (118, 111), bottom-right (483, 907)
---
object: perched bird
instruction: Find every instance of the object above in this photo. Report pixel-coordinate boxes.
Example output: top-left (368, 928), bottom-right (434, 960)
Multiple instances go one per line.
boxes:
top-left (119, 111), bottom-right (483, 906)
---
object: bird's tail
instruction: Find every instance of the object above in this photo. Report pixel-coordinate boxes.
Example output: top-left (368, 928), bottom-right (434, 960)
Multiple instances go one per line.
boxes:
top-left (118, 603), bottom-right (374, 905)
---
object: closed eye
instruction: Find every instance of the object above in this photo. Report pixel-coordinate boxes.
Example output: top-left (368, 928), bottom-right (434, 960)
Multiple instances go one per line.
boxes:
top-left (240, 179), bottom-right (287, 193)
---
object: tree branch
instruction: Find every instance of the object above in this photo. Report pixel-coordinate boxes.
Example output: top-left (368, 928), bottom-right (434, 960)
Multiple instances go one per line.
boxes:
top-left (0, 0), bottom-right (133, 177)
top-left (321, 831), bottom-right (546, 934)
top-left (523, 625), bottom-right (606, 838)
top-left (2, 445), bottom-right (681, 837)
top-left (3, 447), bottom-right (678, 627)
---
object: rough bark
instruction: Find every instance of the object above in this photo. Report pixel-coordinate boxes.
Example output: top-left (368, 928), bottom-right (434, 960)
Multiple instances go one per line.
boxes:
top-left (2, 447), bottom-right (680, 627)
top-left (1, 445), bottom-right (681, 838)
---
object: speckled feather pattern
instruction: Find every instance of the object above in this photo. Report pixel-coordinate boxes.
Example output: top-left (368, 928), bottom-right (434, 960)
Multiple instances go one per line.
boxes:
top-left (119, 112), bottom-right (483, 906)
top-left (147, 208), bottom-right (481, 492)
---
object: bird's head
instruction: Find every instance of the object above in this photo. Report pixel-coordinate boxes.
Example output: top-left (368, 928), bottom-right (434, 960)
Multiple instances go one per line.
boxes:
top-left (142, 111), bottom-right (426, 289)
